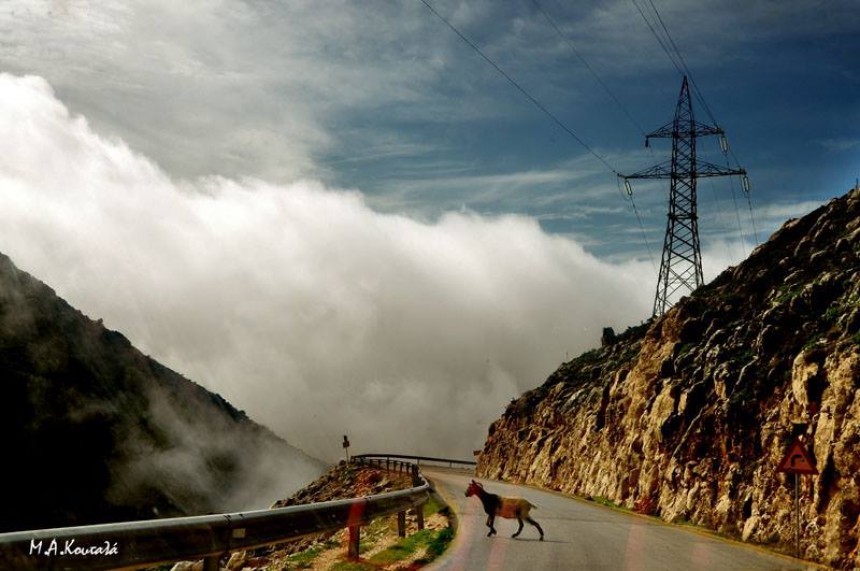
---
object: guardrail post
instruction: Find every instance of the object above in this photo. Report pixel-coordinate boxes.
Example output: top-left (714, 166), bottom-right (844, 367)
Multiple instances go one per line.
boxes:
top-left (398, 512), bottom-right (407, 538)
top-left (348, 526), bottom-right (361, 560)
top-left (411, 465), bottom-right (425, 531)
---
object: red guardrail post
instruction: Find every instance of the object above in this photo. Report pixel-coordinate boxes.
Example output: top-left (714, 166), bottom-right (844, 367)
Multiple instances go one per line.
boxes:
top-left (347, 526), bottom-right (360, 560)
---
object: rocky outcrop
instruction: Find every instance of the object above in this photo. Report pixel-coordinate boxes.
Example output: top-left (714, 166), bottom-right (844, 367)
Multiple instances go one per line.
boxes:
top-left (477, 187), bottom-right (860, 569)
top-left (273, 461), bottom-right (413, 509)
top-left (0, 253), bottom-right (325, 532)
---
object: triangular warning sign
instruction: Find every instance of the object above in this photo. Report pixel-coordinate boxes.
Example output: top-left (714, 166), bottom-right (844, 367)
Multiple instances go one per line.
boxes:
top-left (776, 438), bottom-right (818, 475)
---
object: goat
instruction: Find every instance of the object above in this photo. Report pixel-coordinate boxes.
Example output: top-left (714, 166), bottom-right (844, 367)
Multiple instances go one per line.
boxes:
top-left (465, 479), bottom-right (544, 540)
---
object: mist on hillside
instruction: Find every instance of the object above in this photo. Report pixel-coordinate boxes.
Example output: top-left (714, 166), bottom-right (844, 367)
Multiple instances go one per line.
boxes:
top-left (0, 72), bottom-right (703, 461)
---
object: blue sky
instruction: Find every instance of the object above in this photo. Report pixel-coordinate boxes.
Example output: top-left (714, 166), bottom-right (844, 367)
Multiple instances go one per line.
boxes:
top-left (0, 1), bottom-right (858, 461)
top-left (2, 0), bottom-right (857, 262)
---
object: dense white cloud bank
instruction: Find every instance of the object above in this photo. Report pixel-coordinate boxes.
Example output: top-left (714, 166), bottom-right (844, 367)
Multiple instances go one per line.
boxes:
top-left (0, 73), bottom-right (658, 460)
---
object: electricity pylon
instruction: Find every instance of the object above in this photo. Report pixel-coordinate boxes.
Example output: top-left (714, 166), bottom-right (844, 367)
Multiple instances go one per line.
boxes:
top-left (622, 76), bottom-right (747, 317)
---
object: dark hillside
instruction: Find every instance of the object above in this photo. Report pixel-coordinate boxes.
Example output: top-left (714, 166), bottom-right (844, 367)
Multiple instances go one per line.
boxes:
top-left (0, 253), bottom-right (324, 532)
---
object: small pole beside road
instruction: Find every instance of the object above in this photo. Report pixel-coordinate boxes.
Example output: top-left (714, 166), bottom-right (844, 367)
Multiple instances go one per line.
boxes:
top-left (343, 435), bottom-right (351, 463)
top-left (347, 526), bottom-right (360, 560)
top-left (794, 473), bottom-right (800, 558)
top-left (776, 436), bottom-right (818, 558)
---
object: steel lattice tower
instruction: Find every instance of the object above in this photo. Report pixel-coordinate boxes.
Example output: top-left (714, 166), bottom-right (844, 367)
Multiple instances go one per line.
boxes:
top-left (623, 76), bottom-right (746, 317)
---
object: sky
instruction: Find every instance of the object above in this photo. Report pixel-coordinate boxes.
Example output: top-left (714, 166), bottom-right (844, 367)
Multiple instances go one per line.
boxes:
top-left (0, 0), bottom-right (858, 464)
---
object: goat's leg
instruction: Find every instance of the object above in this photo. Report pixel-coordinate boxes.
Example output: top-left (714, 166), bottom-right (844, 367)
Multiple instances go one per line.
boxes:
top-left (486, 515), bottom-right (497, 537)
top-left (512, 517), bottom-right (524, 538)
top-left (526, 517), bottom-right (544, 541)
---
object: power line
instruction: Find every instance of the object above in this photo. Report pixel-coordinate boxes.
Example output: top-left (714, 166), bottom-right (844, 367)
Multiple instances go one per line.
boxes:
top-left (727, 171), bottom-right (748, 259)
top-left (745, 190), bottom-right (759, 245)
top-left (631, 0), bottom-right (759, 256)
top-left (633, 0), bottom-right (748, 172)
top-left (618, 177), bottom-right (657, 270)
top-left (531, 0), bottom-right (647, 137)
top-left (643, 0), bottom-right (720, 126)
top-left (527, 0), bottom-right (661, 261)
top-left (417, 0), bottom-right (619, 175)
top-left (418, 0), bottom-right (658, 264)
top-left (629, 0), bottom-right (685, 76)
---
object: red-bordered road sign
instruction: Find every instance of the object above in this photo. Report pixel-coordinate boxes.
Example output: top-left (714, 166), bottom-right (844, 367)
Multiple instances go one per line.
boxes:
top-left (776, 437), bottom-right (818, 475)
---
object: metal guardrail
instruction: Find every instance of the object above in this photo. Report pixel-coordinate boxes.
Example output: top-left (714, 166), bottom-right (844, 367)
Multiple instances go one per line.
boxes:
top-left (0, 455), bottom-right (449, 571)
top-left (354, 453), bottom-right (477, 469)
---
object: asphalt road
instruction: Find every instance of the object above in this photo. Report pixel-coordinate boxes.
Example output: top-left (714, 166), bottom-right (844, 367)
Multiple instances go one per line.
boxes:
top-left (423, 468), bottom-right (821, 571)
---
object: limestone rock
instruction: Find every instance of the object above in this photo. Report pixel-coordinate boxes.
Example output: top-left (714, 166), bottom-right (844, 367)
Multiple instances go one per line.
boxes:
top-left (477, 186), bottom-right (860, 569)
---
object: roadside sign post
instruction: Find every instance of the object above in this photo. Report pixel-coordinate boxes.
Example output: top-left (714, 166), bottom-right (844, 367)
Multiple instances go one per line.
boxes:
top-left (343, 435), bottom-right (351, 462)
top-left (776, 436), bottom-right (818, 558)
top-left (794, 472), bottom-right (799, 558)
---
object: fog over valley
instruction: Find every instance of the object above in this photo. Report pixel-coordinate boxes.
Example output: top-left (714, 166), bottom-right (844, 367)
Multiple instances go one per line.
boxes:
top-left (0, 73), bottom-right (687, 461)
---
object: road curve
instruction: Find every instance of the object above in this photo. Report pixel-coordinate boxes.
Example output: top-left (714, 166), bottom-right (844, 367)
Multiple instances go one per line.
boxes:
top-left (423, 468), bottom-right (820, 571)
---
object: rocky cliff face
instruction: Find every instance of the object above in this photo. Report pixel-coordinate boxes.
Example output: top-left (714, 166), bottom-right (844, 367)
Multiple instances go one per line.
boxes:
top-left (0, 253), bottom-right (325, 532)
top-left (477, 187), bottom-right (860, 569)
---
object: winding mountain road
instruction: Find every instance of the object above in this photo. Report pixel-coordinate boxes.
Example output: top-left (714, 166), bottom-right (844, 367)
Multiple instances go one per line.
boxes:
top-left (424, 468), bottom-right (819, 571)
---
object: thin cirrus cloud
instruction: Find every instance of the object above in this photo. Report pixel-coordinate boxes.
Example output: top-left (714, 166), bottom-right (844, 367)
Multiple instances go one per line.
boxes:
top-left (1, 0), bottom-right (853, 240)
top-left (0, 73), bottom-right (655, 460)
